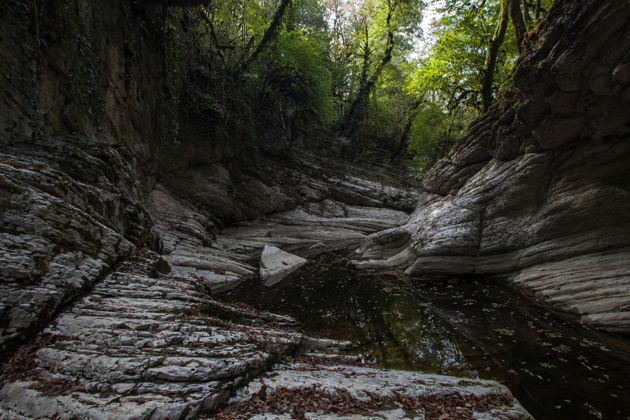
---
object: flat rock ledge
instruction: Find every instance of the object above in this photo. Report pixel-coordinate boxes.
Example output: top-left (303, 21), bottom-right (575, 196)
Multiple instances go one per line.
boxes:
top-left (212, 361), bottom-right (533, 420)
top-left (0, 250), bottom-right (346, 420)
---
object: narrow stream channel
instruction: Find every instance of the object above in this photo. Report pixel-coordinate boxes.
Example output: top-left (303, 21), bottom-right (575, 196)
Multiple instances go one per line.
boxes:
top-left (222, 252), bottom-right (630, 420)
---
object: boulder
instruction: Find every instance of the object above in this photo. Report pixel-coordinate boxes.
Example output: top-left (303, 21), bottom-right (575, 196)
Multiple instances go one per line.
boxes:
top-left (259, 245), bottom-right (308, 287)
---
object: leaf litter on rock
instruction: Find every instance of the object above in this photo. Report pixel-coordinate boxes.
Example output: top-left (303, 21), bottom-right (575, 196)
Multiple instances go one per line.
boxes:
top-left (213, 385), bottom-right (515, 420)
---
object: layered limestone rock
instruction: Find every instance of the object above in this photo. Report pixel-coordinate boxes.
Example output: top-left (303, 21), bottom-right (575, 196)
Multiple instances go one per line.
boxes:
top-left (0, 136), bottom-right (154, 354)
top-left (0, 250), bottom-right (338, 419)
top-left (148, 157), bottom-right (415, 294)
top-left (214, 361), bottom-right (533, 419)
top-left (355, 0), bottom-right (630, 333)
top-left (0, 160), bottom-right (437, 420)
top-left (0, 135), bottom-right (435, 419)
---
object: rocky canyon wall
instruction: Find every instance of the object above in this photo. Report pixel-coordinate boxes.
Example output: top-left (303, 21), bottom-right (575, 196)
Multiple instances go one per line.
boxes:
top-left (0, 0), bottom-right (177, 172)
top-left (0, 0), bottom-right (204, 354)
top-left (0, 1), bottom-right (280, 352)
top-left (356, 0), bottom-right (630, 334)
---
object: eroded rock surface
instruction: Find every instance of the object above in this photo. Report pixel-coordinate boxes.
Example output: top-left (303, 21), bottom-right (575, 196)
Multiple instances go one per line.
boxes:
top-left (2, 1), bottom-right (627, 417)
top-left (214, 361), bottom-right (532, 420)
top-left (0, 137), bottom-right (154, 354)
top-left (0, 250), bottom-right (333, 419)
top-left (355, 0), bottom-right (630, 333)
top-left (149, 157), bottom-right (415, 294)
top-left (0, 136), bottom-right (432, 419)
top-left (0, 157), bottom-right (532, 419)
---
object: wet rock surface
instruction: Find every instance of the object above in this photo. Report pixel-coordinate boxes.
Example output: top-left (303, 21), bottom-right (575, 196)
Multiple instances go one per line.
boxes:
top-left (355, 0), bottom-right (630, 333)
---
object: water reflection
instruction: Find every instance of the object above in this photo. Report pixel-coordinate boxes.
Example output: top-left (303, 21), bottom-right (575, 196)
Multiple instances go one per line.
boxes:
top-left (224, 260), bottom-right (472, 375)
top-left (222, 256), bottom-right (630, 420)
top-left (410, 277), bottom-right (630, 420)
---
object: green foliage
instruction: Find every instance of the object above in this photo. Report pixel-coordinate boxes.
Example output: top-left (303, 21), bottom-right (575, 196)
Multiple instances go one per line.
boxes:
top-left (2, 0), bottom-right (557, 165)
top-left (332, 0), bottom-right (424, 154)
top-left (400, 1), bottom-right (507, 173)
top-left (272, 32), bottom-right (334, 124)
top-left (408, 104), bottom-right (473, 175)
top-left (357, 59), bottom-right (417, 152)
top-left (406, 0), bottom-right (518, 111)
top-left (151, 0), bottom-right (337, 152)
top-left (158, 0), bottom-right (554, 164)
top-left (402, 0), bottom-right (554, 174)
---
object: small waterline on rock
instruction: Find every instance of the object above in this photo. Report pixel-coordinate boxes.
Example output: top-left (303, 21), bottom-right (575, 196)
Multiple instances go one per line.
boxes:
top-left (221, 252), bottom-right (630, 420)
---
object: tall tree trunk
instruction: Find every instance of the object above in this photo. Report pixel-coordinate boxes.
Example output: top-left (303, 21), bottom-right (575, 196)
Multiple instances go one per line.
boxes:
top-left (509, 0), bottom-right (527, 52)
top-left (521, 0), bottom-right (532, 26)
top-left (142, 0), bottom-right (211, 5)
top-left (237, 0), bottom-right (291, 75)
top-left (535, 0), bottom-right (541, 20)
top-left (357, 25), bottom-right (371, 100)
top-left (481, 0), bottom-right (509, 112)
top-left (391, 99), bottom-right (421, 160)
top-left (342, 0), bottom-right (397, 150)
top-left (342, 31), bottom-right (393, 148)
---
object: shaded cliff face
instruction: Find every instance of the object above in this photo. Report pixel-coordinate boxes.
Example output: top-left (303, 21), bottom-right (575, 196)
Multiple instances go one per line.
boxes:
top-left (0, 136), bottom-right (156, 354)
top-left (0, 0), bottom-right (375, 228)
top-left (356, 0), bottom-right (630, 333)
top-left (0, 1), bottom-right (177, 171)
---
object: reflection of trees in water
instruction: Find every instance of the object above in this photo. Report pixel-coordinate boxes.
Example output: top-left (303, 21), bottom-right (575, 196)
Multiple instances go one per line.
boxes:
top-left (225, 261), bottom-right (630, 420)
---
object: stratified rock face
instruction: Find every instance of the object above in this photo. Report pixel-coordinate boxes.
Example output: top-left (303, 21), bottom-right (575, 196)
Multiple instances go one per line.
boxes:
top-left (146, 153), bottom-right (415, 295)
top-left (0, 250), bottom-right (315, 419)
top-left (0, 155), bottom-right (428, 419)
top-left (0, 136), bottom-right (154, 353)
top-left (356, 0), bottom-right (630, 333)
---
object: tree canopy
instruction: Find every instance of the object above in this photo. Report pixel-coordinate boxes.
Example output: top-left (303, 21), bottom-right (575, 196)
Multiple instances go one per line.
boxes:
top-left (146, 0), bottom-right (554, 172)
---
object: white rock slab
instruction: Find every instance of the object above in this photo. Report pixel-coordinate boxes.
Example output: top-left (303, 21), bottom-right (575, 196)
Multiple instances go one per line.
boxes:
top-left (225, 363), bottom-right (533, 420)
top-left (248, 408), bottom-right (424, 419)
top-left (259, 245), bottom-right (308, 287)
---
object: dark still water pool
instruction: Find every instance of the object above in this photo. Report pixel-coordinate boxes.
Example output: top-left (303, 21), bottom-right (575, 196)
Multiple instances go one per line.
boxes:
top-left (222, 254), bottom-right (630, 420)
